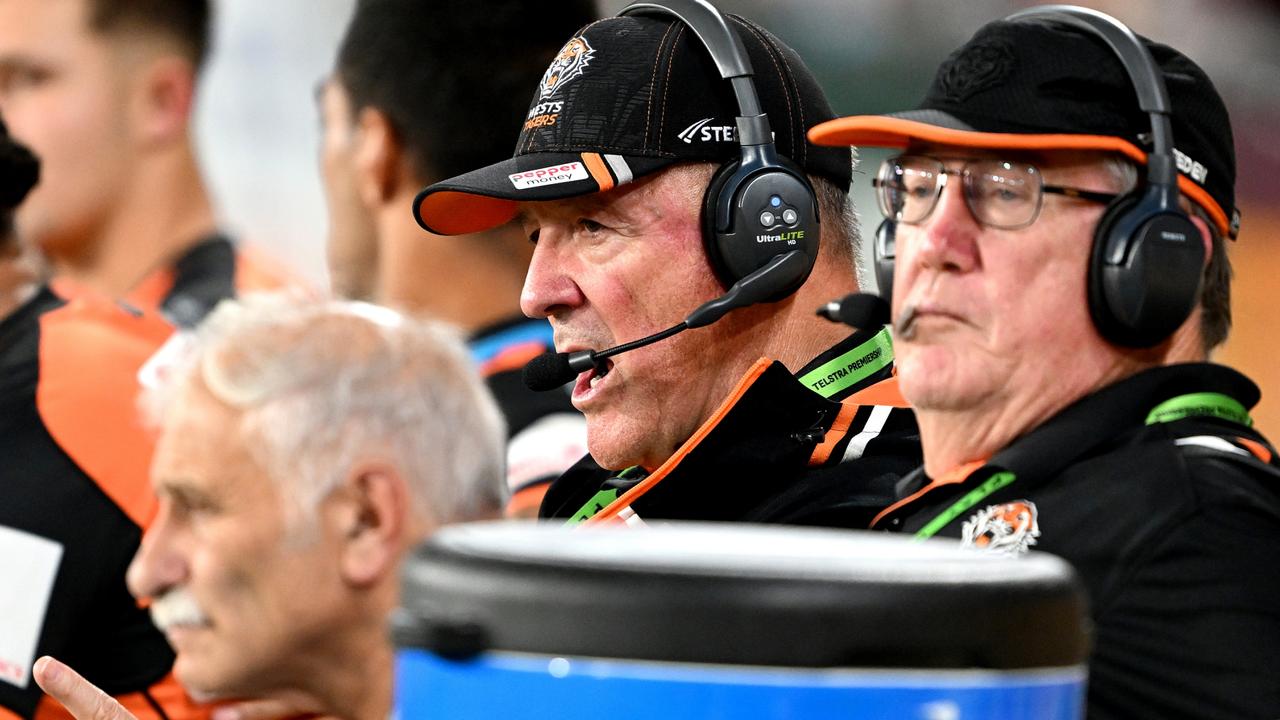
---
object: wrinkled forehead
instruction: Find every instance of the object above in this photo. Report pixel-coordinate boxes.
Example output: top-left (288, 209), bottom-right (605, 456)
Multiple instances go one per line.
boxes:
top-left (513, 190), bottom-right (617, 227)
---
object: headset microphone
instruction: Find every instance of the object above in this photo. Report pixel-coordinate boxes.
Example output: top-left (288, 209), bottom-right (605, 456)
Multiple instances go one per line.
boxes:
top-left (816, 292), bottom-right (891, 330)
top-left (523, 250), bottom-right (810, 392)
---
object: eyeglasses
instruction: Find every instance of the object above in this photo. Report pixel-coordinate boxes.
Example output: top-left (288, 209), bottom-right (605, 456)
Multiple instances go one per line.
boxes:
top-left (873, 155), bottom-right (1120, 230)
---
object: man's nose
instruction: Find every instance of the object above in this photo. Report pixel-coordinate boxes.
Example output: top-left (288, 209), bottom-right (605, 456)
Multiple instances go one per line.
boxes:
top-left (520, 234), bottom-right (585, 320)
top-left (126, 504), bottom-right (188, 601)
top-left (909, 178), bottom-right (982, 274)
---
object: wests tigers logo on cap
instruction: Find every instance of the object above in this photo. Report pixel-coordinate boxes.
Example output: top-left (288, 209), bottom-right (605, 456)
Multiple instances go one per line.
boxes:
top-left (539, 37), bottom-right (595, 100)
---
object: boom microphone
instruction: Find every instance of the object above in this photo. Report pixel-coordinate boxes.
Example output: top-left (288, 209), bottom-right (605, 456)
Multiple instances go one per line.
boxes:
top-left (522, 250), bottom-right (811, 392)
top-left (816, 292), bottom-right (891, 330)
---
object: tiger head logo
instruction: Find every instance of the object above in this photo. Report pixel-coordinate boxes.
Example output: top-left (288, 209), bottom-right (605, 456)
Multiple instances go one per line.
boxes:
top-left (960, 500), bottom-right (1041, 556)
top-left (539, 37), bottom-right (595, 100)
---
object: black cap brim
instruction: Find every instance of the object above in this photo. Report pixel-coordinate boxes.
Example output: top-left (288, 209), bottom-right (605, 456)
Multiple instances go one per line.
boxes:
top-left (414, 152), bottom-right (676, 236)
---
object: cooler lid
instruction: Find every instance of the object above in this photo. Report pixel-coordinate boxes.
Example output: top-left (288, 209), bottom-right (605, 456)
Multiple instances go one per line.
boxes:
top-left (394, 521), bottom-right (1088, 669)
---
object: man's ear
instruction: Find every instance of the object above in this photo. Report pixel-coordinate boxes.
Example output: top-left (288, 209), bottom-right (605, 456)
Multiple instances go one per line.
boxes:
top-left (333, 461), bottom-right (412, 588)
top-left (132, 55), bottom-right (196, 147)
top-left (354, 107), bottom-right (404, 209)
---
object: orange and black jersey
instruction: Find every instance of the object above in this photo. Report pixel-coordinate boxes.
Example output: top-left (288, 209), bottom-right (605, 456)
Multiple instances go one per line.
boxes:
top-left (874, 363), bottom-right (1280, 719)
top-left (471, 316), bottom-right (587, 518)
top-left (52, 235), bottom-right (296, 331)
top-left (0, 286), bottom-right (201, 720)
top-left (539, 327), bottom-right (921, 528)
top-left (125, 235), bottom-right (294, 329)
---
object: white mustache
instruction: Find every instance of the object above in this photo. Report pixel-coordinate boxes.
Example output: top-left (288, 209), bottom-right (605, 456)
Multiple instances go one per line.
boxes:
top-left (149, 588), bottom-right (211, 632)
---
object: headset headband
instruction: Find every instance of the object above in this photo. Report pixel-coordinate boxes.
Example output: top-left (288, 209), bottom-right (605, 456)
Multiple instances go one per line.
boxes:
top-left (1004, 5), bottom-right (1178, 189)
top-left (620, 0), bottom-right (773, 150)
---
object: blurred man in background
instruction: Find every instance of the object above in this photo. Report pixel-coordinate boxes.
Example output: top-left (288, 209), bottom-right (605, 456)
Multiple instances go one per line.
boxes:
top-left (812, 11), bottom-right (1280, 717)
top-left (320, 0), bottom-right (595, 515)
top-left (0, 0), bottom-right (289, 328)
top-left (36, 295), bottom-right (508, 720)
top-left (0, 117), bottom-right (199, 720)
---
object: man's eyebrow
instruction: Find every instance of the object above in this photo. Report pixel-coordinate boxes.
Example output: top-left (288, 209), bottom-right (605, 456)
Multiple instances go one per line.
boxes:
top-left (0, 54), bottom-right (40, 72)
top-left (156, 479), bottom-right (211, 504)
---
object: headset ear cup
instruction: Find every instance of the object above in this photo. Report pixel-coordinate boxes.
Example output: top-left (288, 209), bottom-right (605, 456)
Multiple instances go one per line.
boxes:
top-left (1089, 192), bottom-right (1206, 347)
top-left (701, 155), bottom-right (820, 298)
top-left (1087, 194), bottom-right (1139, 345)
top-left (701, 159), bottom-right (743, 290)
top-left (874, 219), bottom-right (896, 304)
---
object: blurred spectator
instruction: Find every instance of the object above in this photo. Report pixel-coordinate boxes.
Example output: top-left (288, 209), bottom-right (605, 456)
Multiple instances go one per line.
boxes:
top-left (35, 294), bottom-right (507, 720)
top-left (0, 116), bottom-right (200, 720)
top-left (320, 0), bottom-right (596, 516)
top-left (0, 0), bottom-right (291, 328)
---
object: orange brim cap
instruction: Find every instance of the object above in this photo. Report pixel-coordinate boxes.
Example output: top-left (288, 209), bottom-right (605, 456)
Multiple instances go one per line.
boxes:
top-left (809, 110), bottom-right (1233, 239)
top-left (414, 151), bottom-right (674, 236)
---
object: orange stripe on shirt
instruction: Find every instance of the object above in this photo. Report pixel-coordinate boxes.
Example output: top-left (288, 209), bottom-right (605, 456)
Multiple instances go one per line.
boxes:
top-left (480, 341), bottom-right (550, 377)
top-left (1236, 436), bottom-right (1273, 464)
top-left (808, 401), bottom-right (859, 466)
top-left (584, 358), bottom-right (774, 525)
top-left (846, 375), bottom-right (909, 408)
top-left (870, 459), bottom-right (988, 529)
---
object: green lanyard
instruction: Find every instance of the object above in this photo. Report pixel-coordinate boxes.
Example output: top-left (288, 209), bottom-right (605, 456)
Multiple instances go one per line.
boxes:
top-left (1145, 392), bottom-right (1252, 426)
top-left (797, 327), bottom-right (894, 399)
top-left (564, 467), bottom-right (645, 526)
top-left (911, 391), bottom-right (1254, 541)
top-left (913, 471), bottom-right (1016, 541)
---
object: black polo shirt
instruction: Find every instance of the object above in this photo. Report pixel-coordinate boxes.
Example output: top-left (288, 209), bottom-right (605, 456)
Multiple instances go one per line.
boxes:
top-left (873, 363), bottom-right (1280, 719)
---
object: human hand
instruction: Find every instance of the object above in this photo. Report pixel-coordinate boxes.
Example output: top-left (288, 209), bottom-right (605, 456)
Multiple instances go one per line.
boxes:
top-left (32, 656), bottom-right (137, 720)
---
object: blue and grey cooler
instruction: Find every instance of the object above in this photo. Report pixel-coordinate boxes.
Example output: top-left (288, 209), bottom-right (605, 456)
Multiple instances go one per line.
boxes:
top-left (393, 522), bottom-right (1088, 719)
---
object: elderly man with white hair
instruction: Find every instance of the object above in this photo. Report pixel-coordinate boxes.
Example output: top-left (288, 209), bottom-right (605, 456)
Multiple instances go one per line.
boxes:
top-left (34, 294), bottom-right (508, 720)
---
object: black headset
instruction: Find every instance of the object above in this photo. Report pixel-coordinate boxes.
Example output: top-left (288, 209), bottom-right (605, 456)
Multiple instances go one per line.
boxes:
top-left (876, 5), bottom-right (1205, 348)
top-left (620, 0), bottom-right (821, 300)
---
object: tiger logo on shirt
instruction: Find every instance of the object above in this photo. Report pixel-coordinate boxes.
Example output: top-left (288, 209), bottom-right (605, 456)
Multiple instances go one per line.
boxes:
top-left (961, 500), bottom-right (1041, 555)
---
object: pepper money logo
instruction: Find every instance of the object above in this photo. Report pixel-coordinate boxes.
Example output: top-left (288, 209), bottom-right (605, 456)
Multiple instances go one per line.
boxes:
top-left (960, 500), bottom-right (1041, 556)
top-left (539, 36), bottom-right (595, 100)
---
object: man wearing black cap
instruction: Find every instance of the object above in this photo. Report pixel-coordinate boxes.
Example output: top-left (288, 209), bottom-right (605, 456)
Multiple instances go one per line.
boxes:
top-left (416, 4), bottom-right (919, 527)
top-left (812, 9), bottom-right (1280, 717)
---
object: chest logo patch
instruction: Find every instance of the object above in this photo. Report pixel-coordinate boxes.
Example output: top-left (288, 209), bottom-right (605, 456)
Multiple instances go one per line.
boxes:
top-left (961, 500), bottom-right (1040, 555)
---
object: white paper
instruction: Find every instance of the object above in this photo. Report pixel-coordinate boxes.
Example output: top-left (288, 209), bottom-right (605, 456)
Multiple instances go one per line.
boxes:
top-left (0, 525), bottom-right (64, 688)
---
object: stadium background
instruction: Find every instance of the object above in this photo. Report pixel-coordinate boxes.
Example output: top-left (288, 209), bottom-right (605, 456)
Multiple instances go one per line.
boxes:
top-left (193, 0), bottom-right (1280, 429)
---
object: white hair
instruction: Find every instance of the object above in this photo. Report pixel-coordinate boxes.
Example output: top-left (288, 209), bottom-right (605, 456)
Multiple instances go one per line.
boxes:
top-left (142, 293), bottom-right (508, 531)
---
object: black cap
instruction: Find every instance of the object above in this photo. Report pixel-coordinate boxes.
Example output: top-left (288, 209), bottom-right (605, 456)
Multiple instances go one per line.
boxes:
top-left (414, 12), bottom-right (852, 236)
top-left (811, 17), bottom-right (1239, 239)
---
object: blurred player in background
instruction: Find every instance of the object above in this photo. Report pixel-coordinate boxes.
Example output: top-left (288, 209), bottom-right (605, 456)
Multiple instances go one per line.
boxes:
top-left (0, 0), bottom-right (290, 328)
top-left (0, 116), bottom-right (200, 720)
top-left (320, 0), bottom-right (596, 515)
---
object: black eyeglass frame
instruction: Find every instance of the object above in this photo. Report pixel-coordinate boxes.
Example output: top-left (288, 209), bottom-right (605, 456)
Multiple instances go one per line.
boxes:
top-left (873, 154), bottom-right (1121, 230)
